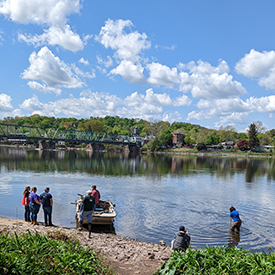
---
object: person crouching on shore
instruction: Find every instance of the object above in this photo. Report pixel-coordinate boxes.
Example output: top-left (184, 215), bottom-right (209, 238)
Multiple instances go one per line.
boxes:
top-left (171, 226), bottom-right (191, 251)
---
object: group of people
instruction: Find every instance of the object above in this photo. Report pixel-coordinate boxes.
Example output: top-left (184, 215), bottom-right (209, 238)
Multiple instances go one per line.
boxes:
top-left (22, 186), bottom-right (53, 226)
top-left (171, 205), bottom-right (242, 251)
top-left (78, 185), bottom-right (100, 238)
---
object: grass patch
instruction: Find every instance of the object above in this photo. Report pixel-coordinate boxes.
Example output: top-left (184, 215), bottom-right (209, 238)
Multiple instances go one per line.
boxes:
top-left (156, 246), bottom-right (275, 275)
top-left (0, 231), bottom-right (115, 275)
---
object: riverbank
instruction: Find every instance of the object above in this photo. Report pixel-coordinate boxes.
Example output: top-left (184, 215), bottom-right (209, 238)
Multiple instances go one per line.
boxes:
top-left (0, 216), bottom-right (171, 275)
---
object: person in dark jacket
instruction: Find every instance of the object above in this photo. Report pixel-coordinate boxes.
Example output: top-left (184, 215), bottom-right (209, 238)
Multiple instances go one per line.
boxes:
top-left (171, 226), bottom-right (191, 251)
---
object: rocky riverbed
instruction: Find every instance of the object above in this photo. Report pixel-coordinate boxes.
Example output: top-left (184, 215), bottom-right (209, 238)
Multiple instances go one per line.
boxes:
top-left (0, 216), bottom-right (172, 275)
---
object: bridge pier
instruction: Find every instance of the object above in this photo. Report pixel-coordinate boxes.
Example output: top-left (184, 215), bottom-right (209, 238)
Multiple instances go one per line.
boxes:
top-left (39, 140), bottom-right (56, 150)
top-left (87, 143), bottom-right (105, 152)
top-left (124, 144), bottom-right (140, 154)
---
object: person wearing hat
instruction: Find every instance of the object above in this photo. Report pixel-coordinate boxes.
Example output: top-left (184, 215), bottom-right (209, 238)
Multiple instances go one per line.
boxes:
top-left (79, 190), bottom-right (95, 238)
top-left (39, 187), bottom-right (53, 226)
top-left (171, 226), bottom-right (191, 251)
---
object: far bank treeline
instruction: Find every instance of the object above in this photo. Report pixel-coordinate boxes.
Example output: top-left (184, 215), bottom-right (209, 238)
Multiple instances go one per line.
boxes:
top-left (1, 115), bottom-right (274, 151)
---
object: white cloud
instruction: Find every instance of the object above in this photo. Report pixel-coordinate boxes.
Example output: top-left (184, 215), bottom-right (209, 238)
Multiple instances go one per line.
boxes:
top-left (19, 94), bottom-right (44, 111)
top-left (96, 55), bottom-right (113, 68)
top-left (27, 81), bottom-right (62, 95)
top-left (0, 93), bottom-right (13, 111)
top-left (18, 88), bottom-right (191, 122)
top-left (179, 60), bottom-right (246, 99)
top-left (235, 49), bottom-right (275, 91)
top-left (0, 0), bottom-right (81, 25)
top-left (0, 0), bottom-right (84, 51)
top-left (146, 62), bottom-right (179, 88)
top-left (109, 60), bottom-right (145, 84)
top-left (78, 57), bottom-right (89, 66)
top-left (95, 19), bottom-right (150, 83)
top-left (235, 49), bottom-right (275, 78)
top-left (95, 19), bottom-right (151, 62)
top-left (18, 25), bottom-right (84, 52)
top-left (21, 46), bottom-right (84, 90)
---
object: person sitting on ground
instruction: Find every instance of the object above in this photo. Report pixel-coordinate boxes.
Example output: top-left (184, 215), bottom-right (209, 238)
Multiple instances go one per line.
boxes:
top-left (171, 225), bottom-right (191, 251)
top-left (230, 205), bottom-right (242, 231)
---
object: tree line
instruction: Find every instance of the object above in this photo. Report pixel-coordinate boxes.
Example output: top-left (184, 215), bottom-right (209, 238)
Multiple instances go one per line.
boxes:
top-left (1, 115), bottom-right (273, 151)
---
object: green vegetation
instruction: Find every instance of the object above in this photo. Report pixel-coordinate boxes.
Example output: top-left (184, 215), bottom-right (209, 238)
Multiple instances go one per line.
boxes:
top-left (156, 246), bottom-right (275, 275)
top-left (2, 115), bottom-right (275, 152)
top-left (0, 231), bottom-right (114, 275)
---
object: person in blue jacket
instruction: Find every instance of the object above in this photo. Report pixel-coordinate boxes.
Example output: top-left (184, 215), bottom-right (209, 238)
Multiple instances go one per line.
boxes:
top-left (230, 206), bottom-right (242, 231)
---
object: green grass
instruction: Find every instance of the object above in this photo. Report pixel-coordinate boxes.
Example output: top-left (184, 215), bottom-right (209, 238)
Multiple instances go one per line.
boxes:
top-left (0, 231), bottom-right (115, 275)
top-left (156, 246), bottom-right (275, 275)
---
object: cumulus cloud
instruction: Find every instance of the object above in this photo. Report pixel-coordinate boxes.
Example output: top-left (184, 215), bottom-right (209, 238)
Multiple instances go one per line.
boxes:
top-left (18, 25), bottom-right (84, 52)
top-left (187, 95), bottom-right (275, 127)
top-left (96, 55), bottom-right (113, 68)
top-left (0, 93), bottom-right (13, 112)
top-left (235, 49), bottom-right (275, 78)
top-left (27, 81), bottom-right (62, 95)
top-left (147, 62), bottom-right (179, 88)
top-left (21, 46), bottom-right (84, 91)
top-left (78, 57), bottom-right (89, 66)
top-left (235, 49), bottom-right (275, 91)
top-left (179, 60), bottom-right (246, 99)
top-left (18, 88), bottom-right (191, 122)
top-left (0, 0), bottom-right (84, 51)
top-left (95, 19), bottom-right (150, 82)
top-left (19, 94), bottom-right (44, 111)
top-left (109, 60), bottom-right (145, 84)
top-left (95, 19), bottom-right (151, 62)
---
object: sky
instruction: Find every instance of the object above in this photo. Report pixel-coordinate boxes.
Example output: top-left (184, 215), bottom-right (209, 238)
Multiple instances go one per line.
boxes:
top-left (1, 0), bottom-right (275, 132)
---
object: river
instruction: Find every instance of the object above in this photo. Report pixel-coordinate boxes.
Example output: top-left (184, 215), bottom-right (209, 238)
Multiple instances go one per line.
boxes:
top-left (0, 146), bottom-right (275, 253)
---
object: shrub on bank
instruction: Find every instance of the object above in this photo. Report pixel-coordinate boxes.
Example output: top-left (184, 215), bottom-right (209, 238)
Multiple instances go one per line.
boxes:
top-left (156, 246), bottom-right (275, 275)
top-left (0, 231), bottom-right (114, 275)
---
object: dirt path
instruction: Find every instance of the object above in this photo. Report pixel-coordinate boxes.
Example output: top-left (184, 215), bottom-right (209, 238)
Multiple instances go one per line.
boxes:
top-left (0, 216), bottom-right (171, 275)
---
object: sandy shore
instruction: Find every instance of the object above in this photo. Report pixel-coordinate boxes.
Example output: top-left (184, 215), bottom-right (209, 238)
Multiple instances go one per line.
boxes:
top-left (0, 216), bottom-right (171, 275)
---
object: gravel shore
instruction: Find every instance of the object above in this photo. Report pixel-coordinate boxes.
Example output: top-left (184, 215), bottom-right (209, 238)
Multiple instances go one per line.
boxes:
top-left (0, 216), bottom-right (172, 275)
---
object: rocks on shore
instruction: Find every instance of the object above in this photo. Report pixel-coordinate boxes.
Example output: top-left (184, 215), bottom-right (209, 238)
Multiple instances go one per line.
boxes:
top-left (0, 217), bottom-right (172, 274)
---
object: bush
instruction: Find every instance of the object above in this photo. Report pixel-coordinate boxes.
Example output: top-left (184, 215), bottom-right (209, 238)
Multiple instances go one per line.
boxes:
top-left (0, 231), bottom-right (114, 275)
top-left (197, 142), bottom-right (206, 151)
top-left (156, 246), bottom-right (275, 275)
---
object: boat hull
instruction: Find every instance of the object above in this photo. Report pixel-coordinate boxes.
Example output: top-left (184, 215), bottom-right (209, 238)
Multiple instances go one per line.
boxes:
top-left (75, 198), bottom-right (116, 225)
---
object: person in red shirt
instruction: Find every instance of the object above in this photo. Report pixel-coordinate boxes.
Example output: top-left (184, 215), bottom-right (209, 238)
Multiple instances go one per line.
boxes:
top-left (22, 186), bottom-right (31, 222)
top-left (91, 185), bottom-right (100, 210)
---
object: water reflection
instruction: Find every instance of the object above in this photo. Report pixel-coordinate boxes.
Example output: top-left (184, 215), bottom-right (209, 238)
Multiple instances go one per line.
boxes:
top-left (228, 230), bottom-right (241, 247)
top-left (1, 147), bottom-right (275, 182)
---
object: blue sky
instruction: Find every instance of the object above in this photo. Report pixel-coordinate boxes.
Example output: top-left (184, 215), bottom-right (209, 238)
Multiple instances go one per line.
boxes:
top-left (1, 0), bottom-right (275, 132)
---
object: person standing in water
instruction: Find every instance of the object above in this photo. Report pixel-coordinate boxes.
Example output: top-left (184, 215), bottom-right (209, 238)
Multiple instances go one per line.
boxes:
top-left (230, 206), bottom-right (242, 231)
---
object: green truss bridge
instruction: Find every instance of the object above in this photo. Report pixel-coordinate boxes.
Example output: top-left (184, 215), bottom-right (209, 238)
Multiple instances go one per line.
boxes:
top-left (0, 123), bottom-right (141, 152)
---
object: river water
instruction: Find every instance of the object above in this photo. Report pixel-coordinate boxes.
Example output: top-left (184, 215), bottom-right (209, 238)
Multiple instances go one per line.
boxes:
top-left (0, 146), bottom-right (275, 253)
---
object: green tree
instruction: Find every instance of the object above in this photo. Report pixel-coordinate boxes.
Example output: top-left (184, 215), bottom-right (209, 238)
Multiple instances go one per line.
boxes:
top-left (158, 129), bottom-right (173, 146)
top-left (248, 123), bottom-right (259, 149)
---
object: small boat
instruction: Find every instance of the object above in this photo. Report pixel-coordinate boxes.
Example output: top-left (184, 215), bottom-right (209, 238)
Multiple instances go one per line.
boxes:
top-left (75, 194), bottom-right (116, 225)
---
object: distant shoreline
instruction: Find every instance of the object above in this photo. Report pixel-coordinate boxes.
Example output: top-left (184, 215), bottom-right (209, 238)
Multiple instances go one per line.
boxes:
top-left (1, 143), bottom-right (275, 159)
